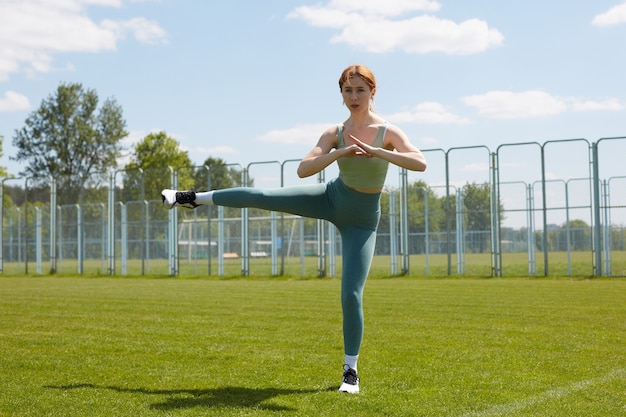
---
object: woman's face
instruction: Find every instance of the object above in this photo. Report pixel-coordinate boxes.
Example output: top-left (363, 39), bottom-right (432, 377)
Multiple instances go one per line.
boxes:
top-left (341, 76), bottom-right (374, 112)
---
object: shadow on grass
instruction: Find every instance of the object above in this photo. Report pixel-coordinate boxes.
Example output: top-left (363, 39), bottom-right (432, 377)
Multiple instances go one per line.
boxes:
top-left (45, 383), bottom-right (335, 411)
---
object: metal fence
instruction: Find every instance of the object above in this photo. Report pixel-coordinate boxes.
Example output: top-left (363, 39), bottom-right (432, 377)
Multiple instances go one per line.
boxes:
top-left (1, 136), bottom-right (624, 277)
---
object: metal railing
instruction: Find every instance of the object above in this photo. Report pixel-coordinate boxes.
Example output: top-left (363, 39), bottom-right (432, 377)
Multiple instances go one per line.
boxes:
top-left (1, 136), bottom-right (625, 277)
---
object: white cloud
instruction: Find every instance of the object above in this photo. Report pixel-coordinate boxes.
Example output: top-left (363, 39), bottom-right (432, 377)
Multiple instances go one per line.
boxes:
top-left (324, 0), bottom-right (441, 17)
top-left (287, 0), bottom-right (440, 28)
top-left (462, 90), bottom-right (568, 119)
top-left (334, 16), bottom-right (503, 54)
top-left (592, 1), bottom-right (626, 27)
top-left (385, 102), bottom-right (470, 124)
top-left (0, 91), bottom-right (31, 112)
top-left (463, 90), bottom-right (625, 119)
top-left (569, 98), bottom-right (624, 111)
top-left (258, 123), bottom-right (330, 145)
top-left (0, 0), bottom-right (167, 81)
top-left (287, 0), bottom-right (503, 55)
top-left (101, 17), bottom-right (168, 45)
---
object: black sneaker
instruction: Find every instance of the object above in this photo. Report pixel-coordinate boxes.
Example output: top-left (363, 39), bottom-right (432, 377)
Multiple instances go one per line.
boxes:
top-left (161, 189), bottom-right (198, 210)
top-left (338, 365), bottom-right (359, 394)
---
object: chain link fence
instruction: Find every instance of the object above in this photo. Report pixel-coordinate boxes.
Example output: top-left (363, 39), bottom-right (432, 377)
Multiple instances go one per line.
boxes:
top-left (1, 136), bottom-right (624, 277)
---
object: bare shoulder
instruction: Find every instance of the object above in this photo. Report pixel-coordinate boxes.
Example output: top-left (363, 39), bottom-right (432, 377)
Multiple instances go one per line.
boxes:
top-left (383, 124), bottom-right (416, 151)
top-left (384, 123), bottom-right (408, 139)
top-left (323, 124), bottom-right (342, 138)
top-left (310, 124), bottom-right (340, 153)
top-left (319, 124), bottom-right (341, 145)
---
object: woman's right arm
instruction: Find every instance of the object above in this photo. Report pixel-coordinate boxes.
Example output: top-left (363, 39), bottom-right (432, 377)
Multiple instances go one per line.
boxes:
top-left (297, 127), bottom-right (343, 178)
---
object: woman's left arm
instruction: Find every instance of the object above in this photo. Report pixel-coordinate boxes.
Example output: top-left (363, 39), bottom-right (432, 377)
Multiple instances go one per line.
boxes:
top-left (349, 126), bottom-right (427, 172)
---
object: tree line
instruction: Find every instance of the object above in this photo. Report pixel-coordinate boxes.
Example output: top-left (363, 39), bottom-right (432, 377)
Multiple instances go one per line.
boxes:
top-left (2, 83), bottom-right (242, 207)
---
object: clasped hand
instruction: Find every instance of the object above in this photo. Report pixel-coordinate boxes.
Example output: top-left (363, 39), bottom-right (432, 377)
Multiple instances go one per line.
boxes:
top-left (344, 134), bottom-right (376, 158)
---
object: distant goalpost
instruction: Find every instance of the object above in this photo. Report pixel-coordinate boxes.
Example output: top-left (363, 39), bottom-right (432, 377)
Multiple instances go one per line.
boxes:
top-left (177, 215), bottom-right (310, 261)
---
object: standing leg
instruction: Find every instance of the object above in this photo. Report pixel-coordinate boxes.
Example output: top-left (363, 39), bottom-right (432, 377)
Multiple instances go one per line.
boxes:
top-left (337, 225), bottom-right (377, 394)
top-left (339, 226), bottom-right (377, 356)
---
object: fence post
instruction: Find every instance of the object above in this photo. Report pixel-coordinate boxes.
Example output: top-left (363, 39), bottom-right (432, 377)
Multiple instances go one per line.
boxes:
top-left (138, 168), bottom-right (145, 276)
top-left (205, 165), bottom-right (212, 276)
top-left (399, 168), bottom-right (409, 275)
top-left (107, 172), bottom-right (115, 275)
top-left (271, 211), bottom-right (278, 276)
top-left (49, 176), bottom-right (57, 274)
top-left (241, 168), bottom-right (249, 276)
top-left (77, 204), bottom-right (83, 275)
top-left (591, 141), bottom-right (602, 276)
top-left (527, 184), bottom-right (536, 275)
top-left (217, 205), bottom-right (224, 276)
top-left (36, 207), bottom-right (42, 274)
top-left (490, 152), bottom-right (501, 277)
top-left (456, 191), bottom-right (465, 274)
top-left (389, 192), bottom-right (397, 275)
top-left (317, 169), bottom-right (326, 277)
top-left (601, 179), bottom-right (611, 276)
top-left (168, 167), bottom-right (178, 276)
top-left (24, 179), bottom-right (29, 274)
top-left (540, 145), bottom-right (549, 276)
top-left (121, 203), bottom-right (127, 275)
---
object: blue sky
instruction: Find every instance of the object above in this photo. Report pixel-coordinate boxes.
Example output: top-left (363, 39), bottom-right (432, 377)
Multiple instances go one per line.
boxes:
top-left (1, 0), bottom-right (625, 226)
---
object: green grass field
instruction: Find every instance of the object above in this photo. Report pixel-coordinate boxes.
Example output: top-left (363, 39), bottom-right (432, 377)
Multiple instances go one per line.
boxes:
top-left (1, 276), bottom-right (625, 416)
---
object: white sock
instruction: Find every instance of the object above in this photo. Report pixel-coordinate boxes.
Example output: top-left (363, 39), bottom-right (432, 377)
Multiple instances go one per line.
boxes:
top-left (194, 190), bottom-right (214, 205)
top-left (344, 354), bottom-right (358, 372)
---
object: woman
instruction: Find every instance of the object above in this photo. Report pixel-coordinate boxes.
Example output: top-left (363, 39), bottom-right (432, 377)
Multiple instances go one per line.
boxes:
top-left (162, 65), bottom-right (427, 393)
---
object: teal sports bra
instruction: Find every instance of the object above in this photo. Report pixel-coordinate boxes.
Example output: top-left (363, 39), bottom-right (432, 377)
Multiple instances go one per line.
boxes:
top-left (336, 123), bottom-right (390, 190)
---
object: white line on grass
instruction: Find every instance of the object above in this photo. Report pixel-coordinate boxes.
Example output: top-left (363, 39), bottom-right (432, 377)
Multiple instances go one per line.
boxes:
top-left (460, 367), bottom-right (626, 417)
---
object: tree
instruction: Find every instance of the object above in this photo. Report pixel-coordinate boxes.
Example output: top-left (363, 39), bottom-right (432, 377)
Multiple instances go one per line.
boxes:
top-left (461, 182), bottom-right (505, 253)
top-left (463, 183), bottom-right (491, 229)
top-left (561, 219), bottom-right (591, 251)
top-left (0, 134), bottom-right (7, 178)
top-left (11, 82), bottom-right (127, 205)
top-left (379, 180), bottom-right (445, 254)
top-left (122, 131), bottom-right (194, 203)
top-left (192, 156), bottom-right (244, 191)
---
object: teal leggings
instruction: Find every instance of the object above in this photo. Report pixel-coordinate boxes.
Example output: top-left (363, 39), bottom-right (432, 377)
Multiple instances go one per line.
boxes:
top-left (213, 177), bottom-right (381, 355)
